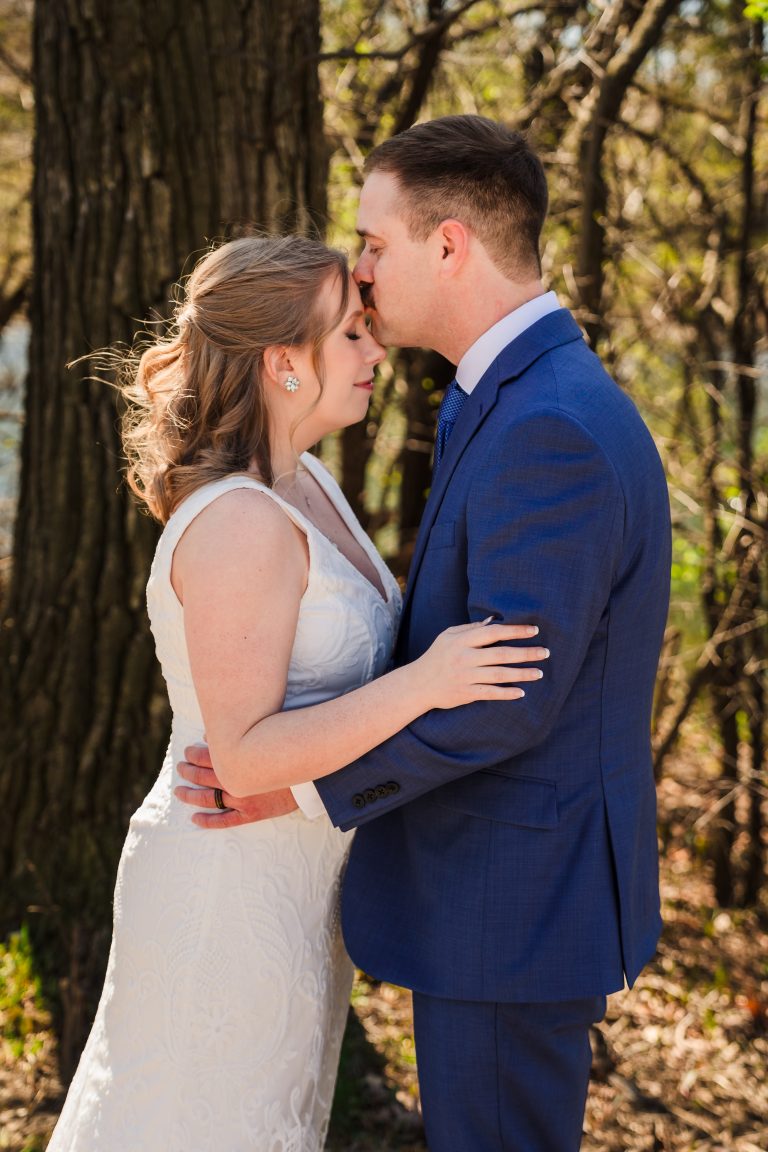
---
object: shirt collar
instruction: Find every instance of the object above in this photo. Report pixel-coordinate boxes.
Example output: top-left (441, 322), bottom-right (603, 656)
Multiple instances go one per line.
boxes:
top-left (455, 291), bottom-right (561, 395)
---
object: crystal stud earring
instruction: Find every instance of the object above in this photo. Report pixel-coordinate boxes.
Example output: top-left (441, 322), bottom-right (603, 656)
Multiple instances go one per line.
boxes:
top-left (284, 375), bottom-right (301, 393)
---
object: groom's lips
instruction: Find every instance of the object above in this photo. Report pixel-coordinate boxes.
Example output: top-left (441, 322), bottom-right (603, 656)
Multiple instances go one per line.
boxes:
top-left (359, 283), bottom-right (375, 310)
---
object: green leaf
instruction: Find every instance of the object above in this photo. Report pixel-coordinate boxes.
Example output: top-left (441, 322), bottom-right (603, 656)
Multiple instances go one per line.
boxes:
top-left (744, 0), bottom-right (768, 22)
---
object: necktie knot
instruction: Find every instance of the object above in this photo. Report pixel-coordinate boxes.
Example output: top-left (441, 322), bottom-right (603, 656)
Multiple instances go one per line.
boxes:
top-left (434, 379), bottom-right (467, 474)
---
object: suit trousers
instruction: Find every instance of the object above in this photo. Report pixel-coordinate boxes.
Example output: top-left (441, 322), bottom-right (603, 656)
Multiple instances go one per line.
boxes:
top-left (412, 991), bottom-right (606, 1151)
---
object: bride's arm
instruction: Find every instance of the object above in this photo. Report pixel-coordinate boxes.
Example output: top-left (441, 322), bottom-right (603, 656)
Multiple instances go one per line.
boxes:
top-left (173, 488), bottom-right (545, 800)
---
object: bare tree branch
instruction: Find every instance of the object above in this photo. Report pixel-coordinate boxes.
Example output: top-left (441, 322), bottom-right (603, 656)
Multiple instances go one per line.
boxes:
top-left (576, 0), bottom-right (682, 346)
top-left (0, 278), bottom-right (28, 336)
top-left (0, 41), bottom-right (31, 85)
top-left (318, 0), bottom-right (487, 61)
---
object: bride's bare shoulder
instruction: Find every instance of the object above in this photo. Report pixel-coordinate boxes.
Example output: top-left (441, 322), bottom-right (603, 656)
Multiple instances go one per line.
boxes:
top-left (173, 484), bottom-right (306, 589)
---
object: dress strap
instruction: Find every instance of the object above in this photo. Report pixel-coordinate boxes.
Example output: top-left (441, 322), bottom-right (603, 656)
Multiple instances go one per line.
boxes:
top-left (151, 474), bottom-right (314, 583)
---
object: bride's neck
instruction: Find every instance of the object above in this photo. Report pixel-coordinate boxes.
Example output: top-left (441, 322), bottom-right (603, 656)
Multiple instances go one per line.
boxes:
top-left (255, 401), bottom-right (320, 486)
top-left (256, 432), bottom-right (313, 489)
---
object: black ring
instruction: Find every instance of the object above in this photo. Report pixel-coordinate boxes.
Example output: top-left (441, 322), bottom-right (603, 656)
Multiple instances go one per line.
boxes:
top-left (213, 787), bottom-right (226, 811)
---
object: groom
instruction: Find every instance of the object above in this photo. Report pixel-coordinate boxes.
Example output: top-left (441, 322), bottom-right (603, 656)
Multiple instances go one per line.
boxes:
top-left (178, 116), bottom-right (671, 1149)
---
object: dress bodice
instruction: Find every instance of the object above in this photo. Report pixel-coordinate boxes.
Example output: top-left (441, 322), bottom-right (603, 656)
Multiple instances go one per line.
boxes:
top-left (146, 452), bottom-right (402, 754)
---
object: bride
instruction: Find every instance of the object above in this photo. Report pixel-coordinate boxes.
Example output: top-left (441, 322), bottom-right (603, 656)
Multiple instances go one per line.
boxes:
top-left (48, 235), bottom-right (545, 1151)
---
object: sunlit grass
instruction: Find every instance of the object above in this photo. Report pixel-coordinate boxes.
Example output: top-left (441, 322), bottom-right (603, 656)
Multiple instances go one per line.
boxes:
top-left (0, 925), bottom-right (52, 1071)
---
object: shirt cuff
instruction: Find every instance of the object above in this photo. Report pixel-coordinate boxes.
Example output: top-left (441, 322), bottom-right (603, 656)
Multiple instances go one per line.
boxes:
top-left (290, 781), bottom-right (327, 820)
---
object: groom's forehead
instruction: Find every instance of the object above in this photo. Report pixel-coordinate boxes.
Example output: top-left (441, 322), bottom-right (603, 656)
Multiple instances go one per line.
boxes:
top-left (358, 170), bottom-right (406, 223)
top-left (355, 205), bottom-right (407, 241)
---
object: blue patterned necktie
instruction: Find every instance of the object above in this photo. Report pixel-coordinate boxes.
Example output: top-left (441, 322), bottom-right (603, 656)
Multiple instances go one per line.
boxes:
top-left (434, 379), bottom-right (468, 475)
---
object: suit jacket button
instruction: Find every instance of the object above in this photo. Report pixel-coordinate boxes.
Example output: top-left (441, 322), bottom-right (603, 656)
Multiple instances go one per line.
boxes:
top-left (375, 785), bottom-right (388, 799)
top-left (352, 794), bottom-right (366, 808)
top-left (364, 789), bottom-right (377, 804)
top-left (386, 781), bottom-right (400, 795)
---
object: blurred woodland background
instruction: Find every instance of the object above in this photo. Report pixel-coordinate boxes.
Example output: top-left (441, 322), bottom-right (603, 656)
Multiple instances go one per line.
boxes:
top-left (0, 1), bottom-right (766, 1148)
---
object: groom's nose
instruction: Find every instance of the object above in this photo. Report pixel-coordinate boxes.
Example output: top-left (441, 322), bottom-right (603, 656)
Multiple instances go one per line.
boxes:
top-left (353, 252), bottom-right (373, 285)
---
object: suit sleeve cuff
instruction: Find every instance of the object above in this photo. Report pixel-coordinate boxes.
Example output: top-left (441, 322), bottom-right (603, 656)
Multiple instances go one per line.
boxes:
top-left (290, 781), bottom-right (328, 820)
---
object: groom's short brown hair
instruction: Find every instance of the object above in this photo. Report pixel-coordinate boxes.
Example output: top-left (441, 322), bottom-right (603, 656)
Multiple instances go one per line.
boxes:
top-left (365, 115), bottom-right (548, 279)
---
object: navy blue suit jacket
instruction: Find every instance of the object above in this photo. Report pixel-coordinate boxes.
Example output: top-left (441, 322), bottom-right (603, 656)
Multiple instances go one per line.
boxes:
top-left (316, 309), bottom-right (671, 1003)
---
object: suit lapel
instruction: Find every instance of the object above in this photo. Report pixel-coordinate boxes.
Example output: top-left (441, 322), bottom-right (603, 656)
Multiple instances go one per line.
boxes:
top-left (400, 368), bottom-right (498, 626)
top-left (398, 309), bottom-right (584, 629)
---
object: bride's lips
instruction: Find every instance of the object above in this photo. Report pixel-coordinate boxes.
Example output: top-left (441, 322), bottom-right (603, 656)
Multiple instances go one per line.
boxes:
top-left (354, 379), bottom-right (374, 391)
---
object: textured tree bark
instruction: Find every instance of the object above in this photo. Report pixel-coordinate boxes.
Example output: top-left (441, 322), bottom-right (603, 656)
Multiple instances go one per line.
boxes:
top-left (0, 0), bottom-right (326, 1067)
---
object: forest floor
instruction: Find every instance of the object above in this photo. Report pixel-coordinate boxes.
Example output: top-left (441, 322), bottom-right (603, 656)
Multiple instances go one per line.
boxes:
top-left (2, 745), bottom-right (767, 1152)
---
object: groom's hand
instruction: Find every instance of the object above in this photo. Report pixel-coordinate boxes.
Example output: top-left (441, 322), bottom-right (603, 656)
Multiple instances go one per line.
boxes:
top-left (174, 743), bottom-right (298, 828)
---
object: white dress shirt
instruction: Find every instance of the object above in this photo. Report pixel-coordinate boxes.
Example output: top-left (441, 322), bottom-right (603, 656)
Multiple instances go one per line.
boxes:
top-left (291, 291), bottom-right (561, 820)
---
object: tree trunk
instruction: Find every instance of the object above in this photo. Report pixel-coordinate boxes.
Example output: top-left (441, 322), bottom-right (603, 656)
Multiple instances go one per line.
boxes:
top-left (396, 349), bottom-right (453, 577)
top-left (0, 0), bottom-right (326, 1069)
top-left (340, 420), bottom-right (375, 526)
top-left (702, 10), bottom-right (766, 908)
top-left (732, 9), bottom-right (765, 907)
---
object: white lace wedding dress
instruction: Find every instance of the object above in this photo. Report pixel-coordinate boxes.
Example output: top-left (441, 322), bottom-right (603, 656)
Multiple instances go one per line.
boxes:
top-left (48, 454), bottom-right (401, 1152)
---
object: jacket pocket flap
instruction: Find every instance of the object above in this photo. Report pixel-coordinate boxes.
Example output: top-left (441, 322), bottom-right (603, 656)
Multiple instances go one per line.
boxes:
top-left (434, 771), bottom-right (558, 829)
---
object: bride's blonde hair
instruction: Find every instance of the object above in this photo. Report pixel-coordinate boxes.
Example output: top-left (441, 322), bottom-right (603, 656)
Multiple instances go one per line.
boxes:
top-left (119, 235), bottom-right (350, 523)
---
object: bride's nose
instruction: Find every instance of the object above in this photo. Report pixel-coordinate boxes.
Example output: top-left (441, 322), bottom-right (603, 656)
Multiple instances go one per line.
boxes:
top-left (366, 335), bottom-right (386, 365)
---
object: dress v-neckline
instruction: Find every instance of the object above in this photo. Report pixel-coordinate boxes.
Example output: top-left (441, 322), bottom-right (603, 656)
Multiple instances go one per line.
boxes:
top-left (295, 453), bottom-right (393, 608)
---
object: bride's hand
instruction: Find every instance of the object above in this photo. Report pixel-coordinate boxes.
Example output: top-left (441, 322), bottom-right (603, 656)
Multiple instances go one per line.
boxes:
top-left (411, 619), bottom-right (548, 711)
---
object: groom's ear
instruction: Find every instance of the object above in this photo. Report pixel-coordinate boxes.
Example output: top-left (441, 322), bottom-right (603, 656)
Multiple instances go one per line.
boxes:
top-left (435, 218), bottom-right (469, 277)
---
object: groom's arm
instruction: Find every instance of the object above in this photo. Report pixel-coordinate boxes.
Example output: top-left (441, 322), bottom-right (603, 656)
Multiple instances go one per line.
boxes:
top-left (315, 409), bottom-right (625, 831)
top-left (177, 410), bottom-right (624, 829)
